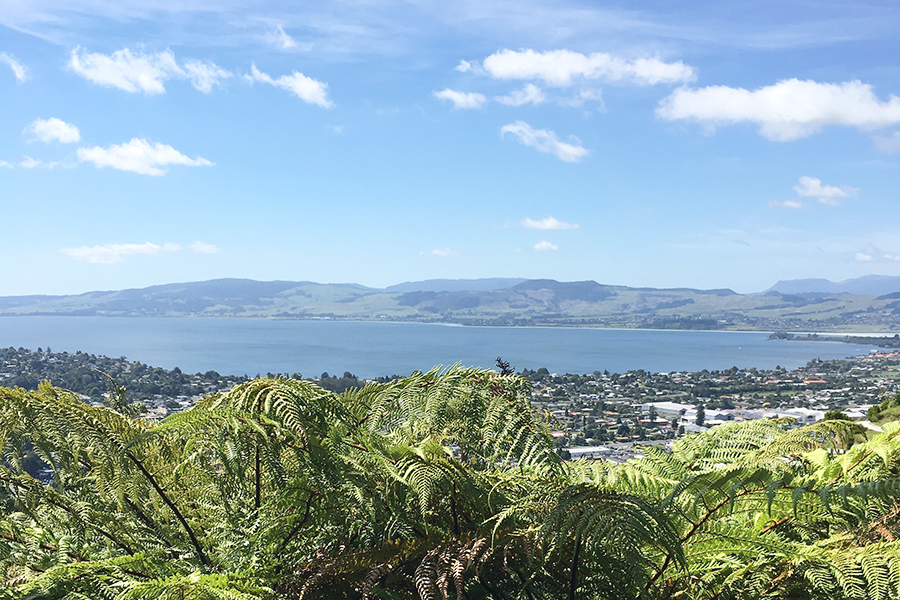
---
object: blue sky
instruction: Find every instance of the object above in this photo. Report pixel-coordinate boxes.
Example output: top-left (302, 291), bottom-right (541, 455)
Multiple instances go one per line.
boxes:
top-left (1, 0), bottom-right (899, 296)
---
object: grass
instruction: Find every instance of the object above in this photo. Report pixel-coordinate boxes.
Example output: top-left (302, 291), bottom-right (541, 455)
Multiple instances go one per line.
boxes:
top-left (874, 406), bottom-right (900, 426)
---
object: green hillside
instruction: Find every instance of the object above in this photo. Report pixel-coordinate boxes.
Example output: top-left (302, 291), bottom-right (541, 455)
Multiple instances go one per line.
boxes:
top-left (2, 278), bottom-right (900, 331)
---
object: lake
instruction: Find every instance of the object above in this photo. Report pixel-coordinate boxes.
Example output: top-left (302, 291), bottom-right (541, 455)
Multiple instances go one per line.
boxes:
top-left (0, 316), bottom-right (878, 377)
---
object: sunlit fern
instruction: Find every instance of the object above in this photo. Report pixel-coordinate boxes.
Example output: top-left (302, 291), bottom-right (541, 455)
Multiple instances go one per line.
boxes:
top-left (4, 370), bottom-right (900, 599)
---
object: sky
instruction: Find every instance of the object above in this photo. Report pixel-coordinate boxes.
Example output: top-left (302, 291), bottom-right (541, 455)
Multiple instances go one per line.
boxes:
top-left (1, 0), bottom-right (899, 296)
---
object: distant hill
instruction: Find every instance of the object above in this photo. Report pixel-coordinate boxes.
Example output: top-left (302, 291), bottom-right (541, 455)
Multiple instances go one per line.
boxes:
top-left (384, 278), bottom-right (526, 293)
top-left (765, 275), bottom-right (900, 296)
top-left (0, 279), bottom-right (380, 318)
top-left (2, 277), bottom-right (900, 331)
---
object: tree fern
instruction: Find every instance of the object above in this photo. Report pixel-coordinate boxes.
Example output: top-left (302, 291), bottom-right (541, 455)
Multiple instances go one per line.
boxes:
top-left (6, 368), bottom-right (900, 599)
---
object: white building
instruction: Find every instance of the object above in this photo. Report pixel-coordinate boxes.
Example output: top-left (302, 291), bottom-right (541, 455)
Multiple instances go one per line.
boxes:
top-left (641, 401), bottom-right (693, 419)
top-left (762, 407), bottom-right (825, 425)
top-left (568, 446), bottom-right (612, 460)
top-left (643, 401), bottom-right (735, 425)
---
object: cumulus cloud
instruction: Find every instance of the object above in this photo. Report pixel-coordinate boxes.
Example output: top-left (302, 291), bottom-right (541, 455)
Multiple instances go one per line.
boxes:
top-left (68, 47), bottom-right (180, 94)
top-left (26, 117), bottom-right (80, 144)
top-left (0, 52), bottom-right (28, 83)
top-left (793, 176), bottom-right (858, 206)
top-left (245, 63), bottom-right (333, 108)
top-left (68, 47), bottom-right (231, 94)
top-left (500, 121), bottom-right (588, 163)
top-left (433, 88), bottom-right (486, 109)
top-left (522, 217), bottom-right (579, 230)
top-left (182, 60), bottom-right (232, 93)
top-left (0, 160), bottom-right (11, 169)
top-left (479, 49), bottom-right (695, 87)
top-left (63, 242), bottom-right (180, 264)
top-left (534, 240), bottom-right (558, 252)
top-left (768, 200), bottom-right (804, 209)
top-left (432, 248), bottom-right (459, 257)
top-left (191, 241), bottom-right (221, 254)
top-left (496, 83), bottom-right (546, 106)
top-left (454, 60), bottom-right (477, 73)
top-left (657, 79), bottom-right (900, 141)
top-left (874, 132), bottom-right (900, 154)
top-left (77, 138), bottom-right (213, 176)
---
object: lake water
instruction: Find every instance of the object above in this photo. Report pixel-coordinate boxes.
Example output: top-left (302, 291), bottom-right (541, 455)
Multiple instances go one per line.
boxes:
top-left (0, 316), bottom-right (878, 377)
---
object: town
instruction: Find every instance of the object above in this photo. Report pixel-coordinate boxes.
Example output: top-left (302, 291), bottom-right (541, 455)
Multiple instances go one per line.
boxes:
top-left (522, 351), bottom-right (900, 461)
top-left (3, 345), bottom-right (899, 464)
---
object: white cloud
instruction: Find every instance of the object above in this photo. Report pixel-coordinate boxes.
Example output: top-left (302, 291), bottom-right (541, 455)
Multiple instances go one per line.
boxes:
top-left (68, 47), bottom-right (231, 95)
top-left (793, 176), bottom-right (858, 206)
top-left (454, 60), bottom-right (476, 73)
top-left (657, 79), bottom-right (900, 141)
top-left (245, 63), bottom-right (334, 108)
top-left (62, 242), bottom-right (180, 264)
top-left (496, 83), bottom-right (546, 106)
top-left (26, 117), bottom-right (81, 144)
top-left (0, 52), bottom-right (28, 83)
top-left (18, 156), bottom-right (60, 169)
top-left (559, 89), bottom-right (606, 110)
top-left (432, 248), bottom-right (459, 257)
top-left (874, 132), bottom-right (900, 154)
top-left (183, 60), bottom-right (232, 93)
top-left (480, 49), bottom-right (695, 87)
top-left (270, 24), bottom-right (297, 49)
top-left (500, 121), bottom-right (588, 163)
top-left (433, 88), bottom-right (486, 109)
top-left (69, 47), bottom-right (181, 94)
top-left (265, 25), bottom-right (312, 51)
top-left (0, 160), bottom-right (11, 169)
top-left (534, 240), bottom-right (558, 252)
top-left (522, 217), bottom-right (579, 230)
top-left (191, 241), bottom-right (221, 254)
top-left (768, 200), bottom-right (804, 209)
top-left (77, 138), bottom-right (213, 176)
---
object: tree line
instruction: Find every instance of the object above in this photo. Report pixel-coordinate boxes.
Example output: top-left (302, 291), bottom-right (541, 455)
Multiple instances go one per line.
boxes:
top-left (0, 347), bottom-right (247, 402)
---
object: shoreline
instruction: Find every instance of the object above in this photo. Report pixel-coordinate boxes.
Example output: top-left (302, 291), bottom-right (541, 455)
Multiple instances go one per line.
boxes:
top-left (0, 313), bottom-right (897, 336)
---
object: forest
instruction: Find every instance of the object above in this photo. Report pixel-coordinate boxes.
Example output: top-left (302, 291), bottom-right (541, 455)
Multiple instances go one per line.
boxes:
top-left (2, 366), bottom-right (900, 599)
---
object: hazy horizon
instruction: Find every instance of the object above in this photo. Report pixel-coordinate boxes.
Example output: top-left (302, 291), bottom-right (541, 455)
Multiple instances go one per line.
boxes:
top-left (4, 273), bottom-right (900, 300)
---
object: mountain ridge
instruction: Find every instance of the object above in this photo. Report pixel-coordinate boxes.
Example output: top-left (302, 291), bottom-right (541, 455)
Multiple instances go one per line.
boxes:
top-left (765, 275), bottom-right (900, 296)
top-left (2, 277), bottom-right (899, 332)
top-left (384, 278), bottom-right (527, 293)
